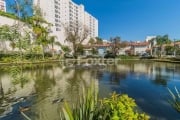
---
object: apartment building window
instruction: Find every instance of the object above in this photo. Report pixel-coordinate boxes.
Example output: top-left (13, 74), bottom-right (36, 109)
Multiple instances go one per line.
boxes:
top-left (56, 28), bottom-right (61, 31)
top-left (54, 1), bottom-right (58, 4)
top-left (55, 19), bottom-right (59, 22)
top-left (55, 5), bottom-right (59, 9)
top-left (55, 14), bottom-right (59, 18)
top-left (55, 10), bottom-right (59, 13)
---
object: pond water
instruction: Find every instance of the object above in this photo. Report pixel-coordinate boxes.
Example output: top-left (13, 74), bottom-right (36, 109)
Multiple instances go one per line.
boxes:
top-left (0, 61), bottom-right (180, 120)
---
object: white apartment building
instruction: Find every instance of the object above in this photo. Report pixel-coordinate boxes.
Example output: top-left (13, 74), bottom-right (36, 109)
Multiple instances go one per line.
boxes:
top-left (33, 0), bottom-right (98, 47)
top-left (84, 11), bottom-right (98, 41)
top-left (0, 0), bottom-right (6, 12)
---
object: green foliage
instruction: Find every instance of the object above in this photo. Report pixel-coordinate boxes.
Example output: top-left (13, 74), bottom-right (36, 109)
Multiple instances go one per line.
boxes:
top-left (62, 83), bottom-right (98, 120)
top-left (0, 10), bottom-right (18, 20)
top-left (92, 47), bottom-right (98, 55)
top-left (10, 66), bottom-right (29, 88)
top-left (76, 44), bottom-right (84, 55)
top-left (88, 38), bottom-right (95, 45)
top-left (165, 45), bottom-right (174, 55)
top-left (176, 49), bottom-right (180, 55)
top-left (110, 36), bottom-right (121, 56)
top-left (0, 52), bottom-right (19, 62)
top-left (95, 37), bottom-right (103, 44)
top-left (155, 34), bottom-right (171, 57)
top-left (61, 45), bottom-right (71, 53)
top-left (93, 92), bottom-right (150, 120)
top-left (0, 4), bottom-right (56, 62)
top-left (0, 108), bottom-right (5, 114)
top-left (61, 88), bottom-right (150, 120)
top-left (167, 87), bottom-right (180, 112)
top-left (156, 35), bottom-right (171, 46)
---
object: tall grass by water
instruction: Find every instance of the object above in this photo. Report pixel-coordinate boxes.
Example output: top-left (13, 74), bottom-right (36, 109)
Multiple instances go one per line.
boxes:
top-left (61, 83), bottom-right (150, 120)
top-left (168, 87), bottom-right (180, 112)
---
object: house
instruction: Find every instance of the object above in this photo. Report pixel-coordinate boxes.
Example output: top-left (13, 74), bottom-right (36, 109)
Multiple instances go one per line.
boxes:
top-left (123, 41), bottom-right (150, 55)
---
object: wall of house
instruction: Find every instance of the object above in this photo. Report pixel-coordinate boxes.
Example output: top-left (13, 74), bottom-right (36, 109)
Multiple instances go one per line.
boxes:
top-left (134, 46), bottom-right (148, 55)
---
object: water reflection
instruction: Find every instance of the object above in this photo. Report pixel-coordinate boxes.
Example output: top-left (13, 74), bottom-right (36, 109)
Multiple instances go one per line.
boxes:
top-left (0, 62), bottom-right (180, 120)
top-left (152, 64), bottom-right (170, 86)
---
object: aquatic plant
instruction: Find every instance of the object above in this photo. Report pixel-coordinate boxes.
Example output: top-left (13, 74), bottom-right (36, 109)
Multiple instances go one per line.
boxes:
top-left (93, 92), bottom-right (150, 120)
top-left (167, 87), bottom-right (180, 112)
top-left (62, 83), bottom-right (97, 120)
top-left (61, 86), bottom-right (150, 120)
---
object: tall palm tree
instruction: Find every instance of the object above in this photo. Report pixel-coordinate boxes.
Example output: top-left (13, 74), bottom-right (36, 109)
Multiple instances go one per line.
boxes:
top-left (30, 5), bottom-right (52, 60)
top-left (48, 36), bottom-right (57, 57)
top-left (156, 35), bottom-right (171, 58)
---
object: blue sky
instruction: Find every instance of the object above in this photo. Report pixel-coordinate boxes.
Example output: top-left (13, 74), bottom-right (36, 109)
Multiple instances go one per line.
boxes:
top-left (5, 0), bottom-right (33, 17)
top-left (73, 0), bottom-right (180, 41)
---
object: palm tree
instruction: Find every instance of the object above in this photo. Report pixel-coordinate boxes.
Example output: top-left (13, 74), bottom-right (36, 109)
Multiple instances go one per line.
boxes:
top-left (156, 35), bottom-right (171, 58)
top-left (48, 35), bottom-right (58, 58)
top-left (30, 5), bottom-right (52, 60)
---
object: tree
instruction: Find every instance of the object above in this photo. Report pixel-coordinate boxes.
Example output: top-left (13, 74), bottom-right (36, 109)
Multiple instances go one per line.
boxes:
top-left (76, 44), bottom-right (84, 55)
top-left (88, 38), bottom-right (95, 45)
top-left (119, 41), bottom-right (128, 48)
top-left (48, 35), bottom-right (61, 57)
top-left (64, 22), bottom-right (89, 57)
top-left (61, 45), bottom-right (71, 53)
top-left (95, 37), bottom-right (103, 44)
top-left (92, 47), bottom-right (98, 55)
top-left (30, 5), bottom-right (52, 60)
top-left (156, 34), bottom-right (171, 57)
top-left (0, 25), bottom-right (11, 53)
top-left (110, 36), bottom-right (121, 56)
top-left (4, 0), bottom-right (33, 60)
top-left (165, 45), bottom-right (174, 55)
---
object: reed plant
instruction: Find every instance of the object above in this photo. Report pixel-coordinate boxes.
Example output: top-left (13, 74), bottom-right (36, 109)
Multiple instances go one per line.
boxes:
top-left (61, 84), bottom-right (150, 120)
top-left (62, 83), bottom-right (98, 120)
top-left (167, 87), bottom-right (180, 112)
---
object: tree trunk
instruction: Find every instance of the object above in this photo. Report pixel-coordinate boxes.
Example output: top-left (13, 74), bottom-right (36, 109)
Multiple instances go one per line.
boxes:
top-left (42, 45), bottom-right (45, 60)
top-left (52, 44), bottom-right (54, 58)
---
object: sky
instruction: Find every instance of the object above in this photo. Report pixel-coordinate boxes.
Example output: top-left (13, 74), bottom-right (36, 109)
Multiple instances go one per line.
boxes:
top-left (5, 0), bottom-right (33, 17)
top-left (73, 0), bottom-right (180, 41)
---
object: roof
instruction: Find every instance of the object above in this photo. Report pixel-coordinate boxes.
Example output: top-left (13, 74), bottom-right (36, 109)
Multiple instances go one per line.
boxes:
top-left (131, 42), bottom-right (149, 46)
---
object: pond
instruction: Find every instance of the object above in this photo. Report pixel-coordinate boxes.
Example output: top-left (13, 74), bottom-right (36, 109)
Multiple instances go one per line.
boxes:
top-left (0, 61), bottom-right (180, 120)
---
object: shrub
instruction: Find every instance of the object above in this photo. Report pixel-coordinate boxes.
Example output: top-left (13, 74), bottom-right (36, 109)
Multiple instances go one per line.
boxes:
top-left (61, 86), bottom-right (150, 120)
top-left (93, 92), bottom-right (150, 120)
top-left (0, 10), bottom-right (18, 20)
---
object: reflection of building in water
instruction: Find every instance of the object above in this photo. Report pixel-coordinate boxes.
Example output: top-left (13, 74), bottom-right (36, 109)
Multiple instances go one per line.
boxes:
top-left (133, 63), bottom-right (152, 75)
top-left (0, 73), bottom-right (35, 97)
top-left (0, 65), bottom-right (99, 120)
top-left (116, 63), bottom-right (153, 75)
top-left (31, 66), bottom-right (99, 120)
